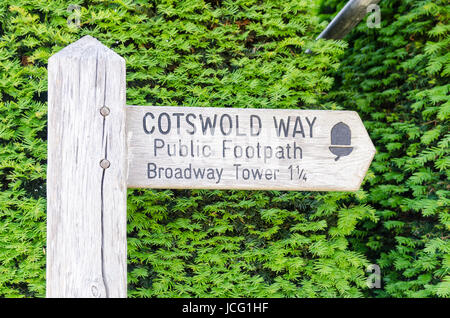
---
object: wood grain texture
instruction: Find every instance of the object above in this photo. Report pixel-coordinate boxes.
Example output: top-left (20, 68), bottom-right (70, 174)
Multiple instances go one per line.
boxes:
top-left (126, 106), bottom-right (376, 191)
top-left (47, 36), bottom-right (127, 298)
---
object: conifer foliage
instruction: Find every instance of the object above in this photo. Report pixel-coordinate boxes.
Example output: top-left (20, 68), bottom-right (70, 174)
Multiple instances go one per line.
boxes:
top-left (0, 0), bottom-right (448, 298)
top-left (321, 0), bottom-right (449, 297)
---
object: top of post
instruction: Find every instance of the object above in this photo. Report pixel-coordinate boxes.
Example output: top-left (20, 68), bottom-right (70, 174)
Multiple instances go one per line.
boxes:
top-left (49, 35), bottom-right (124, 63)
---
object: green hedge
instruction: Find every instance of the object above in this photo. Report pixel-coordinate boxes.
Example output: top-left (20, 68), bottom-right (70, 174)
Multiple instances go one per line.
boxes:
top-left (321, 0), bottom-right (450, 297)
top-left (0, 0), bottom-right (448, 298)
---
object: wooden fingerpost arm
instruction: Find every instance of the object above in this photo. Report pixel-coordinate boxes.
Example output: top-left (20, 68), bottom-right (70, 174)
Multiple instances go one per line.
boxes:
top-left (47, 36), bottom-right (127, 298)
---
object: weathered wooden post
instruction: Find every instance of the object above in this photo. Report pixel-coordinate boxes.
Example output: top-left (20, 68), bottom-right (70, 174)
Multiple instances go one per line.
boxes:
top-left (47, 36), bottom-right (127, 298)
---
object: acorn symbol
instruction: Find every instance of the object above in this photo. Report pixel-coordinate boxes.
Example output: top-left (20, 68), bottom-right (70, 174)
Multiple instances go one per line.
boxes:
top-left (329, 122), bottom-right (353, 161)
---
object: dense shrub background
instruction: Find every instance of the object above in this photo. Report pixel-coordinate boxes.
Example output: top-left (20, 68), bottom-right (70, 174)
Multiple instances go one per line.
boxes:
top-left (321, 0), bottom-right (450, 297)
top-left (0, 0), bottom-right (448, 298)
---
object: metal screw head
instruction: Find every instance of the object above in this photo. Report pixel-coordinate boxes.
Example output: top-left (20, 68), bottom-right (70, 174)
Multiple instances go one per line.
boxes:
top-left (100, 106), bottom-right (110, 117)
top-left (99, 159), bottom-right (110, 169)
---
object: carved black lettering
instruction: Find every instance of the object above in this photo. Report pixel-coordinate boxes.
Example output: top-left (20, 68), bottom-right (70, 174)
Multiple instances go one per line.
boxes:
top-left (158, 112), bottom-right (171, 135)
top-left (199, 114), bottom-right (217, 135)
top-left (306, 116), bottom-right (317, 138)
top-left (172, 113), bottom-right (184, 134)
top-left (292, 116), bottom-right (305, 138)
top-left (236, 115), bottom-right (246, 136)
top-left (186, 113), bottom-right (197, 135)
top-left (273, 116), bottom-right (290, 137)
top-left (250, 115), bottom-right (262, 136)
top-left (143, 112), bottom-right (155, 134)
top-left (220, 114), bottom-right (232, 136)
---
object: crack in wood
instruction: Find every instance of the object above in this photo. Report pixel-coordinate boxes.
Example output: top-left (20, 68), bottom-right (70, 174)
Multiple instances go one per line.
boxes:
top-left (99, 59), bottom-right (110, 297)
top-left (100, 118), bottom-right (109, 298)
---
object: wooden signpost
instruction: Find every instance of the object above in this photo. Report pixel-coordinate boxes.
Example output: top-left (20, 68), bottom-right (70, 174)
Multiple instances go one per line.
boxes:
top-left (46, 36), bottom-right (375, 298)
top-left (127, 106), bottom-right (375, 191)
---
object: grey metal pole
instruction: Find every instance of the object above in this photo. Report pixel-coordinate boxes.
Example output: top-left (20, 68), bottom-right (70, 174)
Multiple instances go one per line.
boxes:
top-left (317, 0), bottom-right (381, 40)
